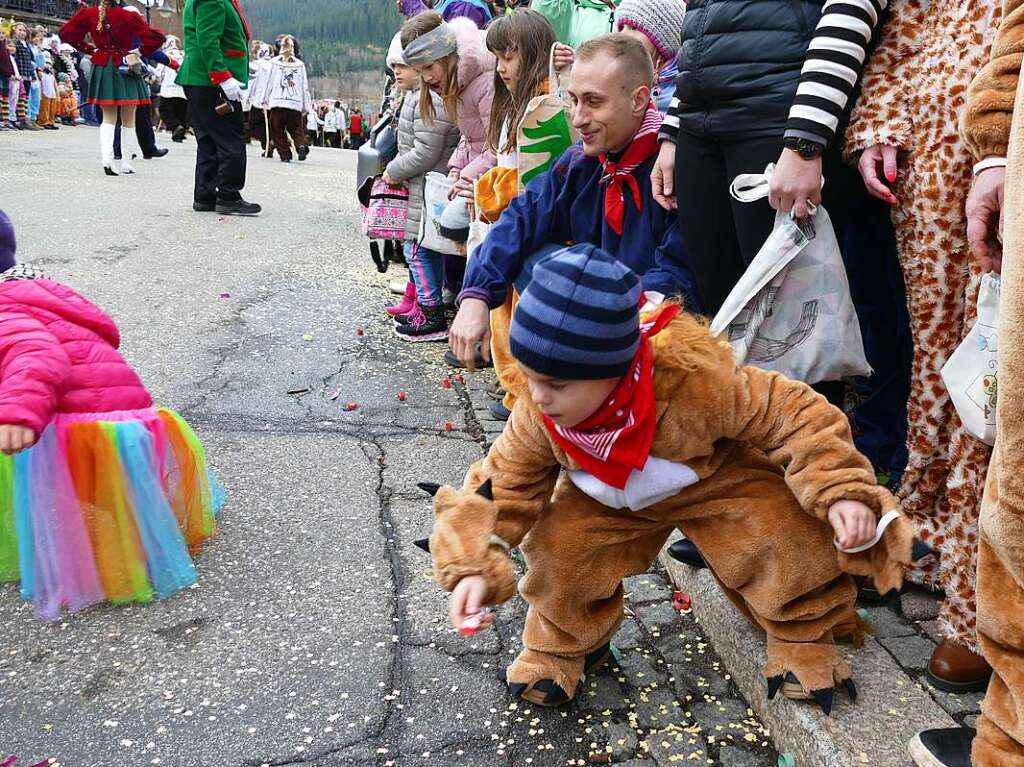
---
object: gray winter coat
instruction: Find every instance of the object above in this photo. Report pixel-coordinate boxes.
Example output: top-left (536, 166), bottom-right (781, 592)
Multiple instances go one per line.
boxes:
top-left (384, 89), bottom-right (460, 242)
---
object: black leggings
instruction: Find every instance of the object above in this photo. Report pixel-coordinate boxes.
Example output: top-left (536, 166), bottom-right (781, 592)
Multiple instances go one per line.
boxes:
top-left (674, 132), bottom-right (782, 317)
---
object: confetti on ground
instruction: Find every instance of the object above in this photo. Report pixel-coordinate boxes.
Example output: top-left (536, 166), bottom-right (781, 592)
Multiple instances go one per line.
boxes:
top-left (327, 388), bottom-right (341, 400)
top-left (454, 374), bottom-right (465, 383)
top-left (442, 379), bottom-right (452, 389)
top-left (444, 421), bottom-right (454, 432)
top-left (302, 333), bottom-right (315, 342)
top-left (778, 753), bottom-right (796, 767)
top-left (673, 591), bottom-right (692, 612)
top-left (343, 403), bottom-right (359, 412)
top-left (397, 391), bottom-right (407, 401)
top-left (219, 292), bottom-right (231, 299)
top-left (356, 327), bottom-right (365, 336)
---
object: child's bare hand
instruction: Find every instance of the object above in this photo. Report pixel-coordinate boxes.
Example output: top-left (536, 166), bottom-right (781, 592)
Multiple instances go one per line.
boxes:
top-left (828, 500), bottom-right (877, 550)
top-left (552, 43), bottom-right (574, 73)
top-left (0, 424), bottom-right (36, 455)
top-left (449, 575), bottom-right (494, 632)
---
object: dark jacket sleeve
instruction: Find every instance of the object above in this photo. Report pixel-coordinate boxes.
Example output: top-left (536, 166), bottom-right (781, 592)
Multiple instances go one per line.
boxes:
top-left (642, 214), bottom-right (702, 312)
top-left (458, 153), bottom-right (574, 308)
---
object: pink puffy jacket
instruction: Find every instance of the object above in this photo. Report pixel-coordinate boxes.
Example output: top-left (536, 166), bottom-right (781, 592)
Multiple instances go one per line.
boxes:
top-left (0, 279), bottom-right (152, 434)
top-left (447, 17), bottom-right (497, 181)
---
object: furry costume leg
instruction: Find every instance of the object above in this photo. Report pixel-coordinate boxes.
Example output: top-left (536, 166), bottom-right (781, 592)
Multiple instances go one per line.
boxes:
top-left (972, 59), bottom-right (1024, 762)
top-left (511, 477), bottom-right (673, 704)
top-left (972, 474), bottom-right (1024, 765)
top-left (673, 446), bottom-right (860, 709)
top-left (489, 291), bottom-right (524, 412)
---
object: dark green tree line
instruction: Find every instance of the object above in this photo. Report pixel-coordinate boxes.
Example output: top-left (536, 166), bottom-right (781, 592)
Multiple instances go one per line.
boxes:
top-left (244, 0), bottom-right (402, 76)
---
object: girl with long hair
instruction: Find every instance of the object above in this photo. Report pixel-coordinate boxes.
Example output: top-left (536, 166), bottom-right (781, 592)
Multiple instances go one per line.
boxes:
top-left (401, 11), bottom-right (497, 297)
top-left (60, 0), bottom-right (170, 175)
top-left (480, 9), bottom-right (557, 418)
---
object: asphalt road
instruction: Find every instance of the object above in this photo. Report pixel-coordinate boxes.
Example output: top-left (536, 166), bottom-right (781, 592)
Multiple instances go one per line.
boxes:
top-left (0, 126), bottom-right (777, 767)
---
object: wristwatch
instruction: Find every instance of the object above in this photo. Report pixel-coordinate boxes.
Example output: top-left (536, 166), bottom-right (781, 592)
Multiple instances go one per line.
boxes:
top-left (783, 136), bottom-right (825, 160)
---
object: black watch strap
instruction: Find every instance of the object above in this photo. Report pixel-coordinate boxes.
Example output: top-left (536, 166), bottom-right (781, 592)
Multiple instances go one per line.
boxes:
top-left (783, 136), bottom-right (825, 160)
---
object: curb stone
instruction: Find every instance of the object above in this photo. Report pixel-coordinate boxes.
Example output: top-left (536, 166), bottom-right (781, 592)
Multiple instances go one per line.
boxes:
top-left (658, 538), bottom-right (956, 767)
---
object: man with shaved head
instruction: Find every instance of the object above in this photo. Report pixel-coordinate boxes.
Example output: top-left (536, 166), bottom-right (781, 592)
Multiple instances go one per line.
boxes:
top-left (448, 34), bottom-right (700, 371)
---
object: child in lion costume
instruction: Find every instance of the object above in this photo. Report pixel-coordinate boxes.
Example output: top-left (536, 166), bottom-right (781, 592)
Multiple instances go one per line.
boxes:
top-left (421, 244), bottom-right (928, 712)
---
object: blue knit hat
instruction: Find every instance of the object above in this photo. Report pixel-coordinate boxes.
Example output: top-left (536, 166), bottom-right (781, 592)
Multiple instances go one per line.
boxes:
top-left (0, 210), bottom-right (15, 272)
top-left (510, 244), bottom-right (642, 380)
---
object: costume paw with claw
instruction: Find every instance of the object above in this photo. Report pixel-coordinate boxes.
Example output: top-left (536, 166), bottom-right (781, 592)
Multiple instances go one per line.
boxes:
top-left (764, 633), bottom-right (856, 715)
top-left (503, 644), bottom-right (612, 708)
top-left (835, 511), bottom-right (932, 597)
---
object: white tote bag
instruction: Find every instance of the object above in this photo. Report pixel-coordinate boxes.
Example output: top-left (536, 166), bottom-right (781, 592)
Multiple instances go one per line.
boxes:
top-left (941, 273), bottom-right (1000, 445)
top-left (419, 172), bottom-right (462, 256)
top-left (710, 166), bottom-right (870, 384)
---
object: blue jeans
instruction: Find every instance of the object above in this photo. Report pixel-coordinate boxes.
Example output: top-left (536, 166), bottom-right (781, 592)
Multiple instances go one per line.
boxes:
top-left (406, 241), bottom-right (445, 308)
top-left (28, 81), bottom-right (40, 120)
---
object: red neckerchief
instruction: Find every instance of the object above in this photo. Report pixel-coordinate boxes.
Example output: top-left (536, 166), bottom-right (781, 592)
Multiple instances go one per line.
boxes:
top-left (543, 303), bottom-right (680, 490)
top-left (598, 105), bottom-right (663, 236)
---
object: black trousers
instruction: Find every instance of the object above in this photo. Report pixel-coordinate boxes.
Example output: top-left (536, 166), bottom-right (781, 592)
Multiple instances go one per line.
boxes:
top-left (674, 132), bottom-right (782, 317)
top-left (160, 96), bottom-right (188, 134)
top-left (113, 103), bottom-right (158, 158)
top-left (185, 85), bottom-right (246, 204)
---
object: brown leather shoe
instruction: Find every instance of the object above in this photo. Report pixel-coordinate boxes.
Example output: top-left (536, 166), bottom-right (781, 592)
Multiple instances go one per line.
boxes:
top-left (927, 639), bottom-right (992, 693)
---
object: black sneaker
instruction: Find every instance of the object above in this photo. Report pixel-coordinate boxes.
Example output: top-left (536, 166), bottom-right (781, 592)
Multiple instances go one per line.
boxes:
top-left (667, 538), bottom-right (708, 569)
top-left (909, 728), bottom-right (975, 767)
top-left (172, 126), bottom-right (186, 142)
top-left (444, 348), bottom-right (492, 369)
top-left (216, 198), bottom-right (262, 216)
top-left (193, 201), bottom-right (216, 212)
top-left (396, 306), bottom-right (448, 343)
top-left (145, 147), bottom-right (169, 158)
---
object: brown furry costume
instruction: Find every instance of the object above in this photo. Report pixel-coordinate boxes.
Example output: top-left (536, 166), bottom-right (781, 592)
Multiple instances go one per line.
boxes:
top-left (961, 0), bottom-right (1024, 760)
top-left (428, 312), bottom-right (920, 706)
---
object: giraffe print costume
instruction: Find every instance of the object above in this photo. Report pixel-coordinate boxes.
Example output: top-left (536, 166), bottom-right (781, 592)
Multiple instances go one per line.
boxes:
top-left (845, 0), bottom-right (1001, 651)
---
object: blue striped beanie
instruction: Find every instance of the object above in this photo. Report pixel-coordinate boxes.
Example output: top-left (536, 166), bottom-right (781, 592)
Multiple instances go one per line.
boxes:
top-left (509, 245), bottom-right (642, 380)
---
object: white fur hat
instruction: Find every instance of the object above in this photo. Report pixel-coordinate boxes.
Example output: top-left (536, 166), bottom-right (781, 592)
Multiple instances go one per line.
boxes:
top-left (386, 32), bottom-right (406, 69)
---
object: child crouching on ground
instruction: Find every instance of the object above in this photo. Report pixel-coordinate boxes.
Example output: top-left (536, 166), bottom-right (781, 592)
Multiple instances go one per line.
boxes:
top-left (424, 244), bottom-right (927, 711)
top-left (0, 211), bottom-right (221, 621)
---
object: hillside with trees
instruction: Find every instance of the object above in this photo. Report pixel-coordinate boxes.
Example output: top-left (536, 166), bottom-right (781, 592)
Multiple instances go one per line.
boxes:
top-left (244, 0), bottom-right (402, 76)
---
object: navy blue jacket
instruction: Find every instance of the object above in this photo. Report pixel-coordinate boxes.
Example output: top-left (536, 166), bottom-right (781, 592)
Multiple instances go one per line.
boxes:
top-left (460, 145), bottom-right (701, 311)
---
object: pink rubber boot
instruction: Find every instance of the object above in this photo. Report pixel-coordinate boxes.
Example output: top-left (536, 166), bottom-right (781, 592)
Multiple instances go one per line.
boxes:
top-left (387, 282), bottom-right (416, 317)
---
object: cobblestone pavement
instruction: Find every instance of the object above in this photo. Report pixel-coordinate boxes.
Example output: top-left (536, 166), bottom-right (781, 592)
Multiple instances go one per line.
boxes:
top-left (0, 127), bottom-right (777, 767)
top-left (860, 586), bottom-right (985, 728)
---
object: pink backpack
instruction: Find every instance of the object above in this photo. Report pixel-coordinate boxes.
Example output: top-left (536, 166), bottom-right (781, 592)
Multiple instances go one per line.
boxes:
top-left (359, 176), bottom-right (409, 241)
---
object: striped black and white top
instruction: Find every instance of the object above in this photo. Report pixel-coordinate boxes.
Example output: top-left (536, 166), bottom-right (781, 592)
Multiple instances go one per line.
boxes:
top-left (660, 0), bottom-right (888, 147)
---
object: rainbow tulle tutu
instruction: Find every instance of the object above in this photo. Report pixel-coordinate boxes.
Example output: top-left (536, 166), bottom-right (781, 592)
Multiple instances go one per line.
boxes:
top-left (0, 407), bottom-right (222, 620)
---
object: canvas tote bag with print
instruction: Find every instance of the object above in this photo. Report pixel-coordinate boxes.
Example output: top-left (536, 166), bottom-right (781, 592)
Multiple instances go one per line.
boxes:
top-left (941, 273), bottom-right (1000, 445)
top-left (710, 166), bottom-right (870, 384)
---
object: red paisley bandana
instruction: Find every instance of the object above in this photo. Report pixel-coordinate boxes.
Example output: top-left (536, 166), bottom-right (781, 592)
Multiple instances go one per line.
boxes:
top-left (599, 105), bottom-right (663, 236)
top-left (543, 303), bottom-right (680, 489)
